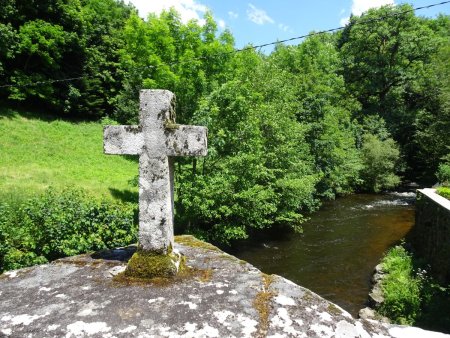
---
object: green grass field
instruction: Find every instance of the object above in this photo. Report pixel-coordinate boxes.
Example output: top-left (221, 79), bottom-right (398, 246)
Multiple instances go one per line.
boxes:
top-left (0, 107), bottom-right (138, 204)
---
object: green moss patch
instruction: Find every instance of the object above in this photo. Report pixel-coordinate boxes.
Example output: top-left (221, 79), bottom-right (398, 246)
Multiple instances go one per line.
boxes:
top-left (113, 264), bottom-right (213, 287)
top-left (175, 235), bottom-right (221, 252)
top-left (124, 249), bottom-right (185, 279)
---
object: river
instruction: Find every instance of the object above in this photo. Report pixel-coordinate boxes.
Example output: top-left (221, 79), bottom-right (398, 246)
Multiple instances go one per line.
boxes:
top-left (232, 192), bottom-right (416, 317)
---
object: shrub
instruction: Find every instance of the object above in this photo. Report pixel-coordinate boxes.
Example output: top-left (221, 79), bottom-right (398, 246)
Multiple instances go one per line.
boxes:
top-left (437, 164), bottom-right (450, 186)
top-left (378, 245), bottom-right (421, 325)
top-left (378, 245), bottom-right (450, 332)
top-left (359, 133), bottom-right (401, 192)
top-left (437, 187), bottom-right (450, 200)
top-left (0, 188), bottom-right (137, 273)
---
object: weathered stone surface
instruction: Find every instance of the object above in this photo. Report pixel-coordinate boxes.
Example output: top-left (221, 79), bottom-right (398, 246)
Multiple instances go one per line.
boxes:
top-left (103, 90), bottom-right (207, 254)
top-left (410, 188), bottom-right (450, 283)
top-left (359, 307), bottom-right (390, 324)
top-left (359, 307), bottom-right (377, 320)
top-left (372, 264), bottom-right (385, 284)
top-left (368, 285), bottom-right (385, 308)
top-left (2, 235), bottom-right (445, 337)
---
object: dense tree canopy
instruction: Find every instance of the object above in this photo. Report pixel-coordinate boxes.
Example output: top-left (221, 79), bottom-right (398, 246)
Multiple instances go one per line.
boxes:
top-left (0, 1), bottom-right (448, 244)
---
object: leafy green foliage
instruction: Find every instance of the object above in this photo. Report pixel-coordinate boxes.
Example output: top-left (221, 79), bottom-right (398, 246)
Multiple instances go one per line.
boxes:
top-left (0, 4), bottom-right (449, 245)
top-left (270, 35), bottom-right (363, 198)
top-left (437, 187), bottom-right (450, 200)
top-left (437, 156), bottom-right (450, 186)
top-left (174, 52), bottom-right (320, 244)
top-left (379, 245), bottom-right (421, 325)
top-left (0, 0), bottom-right (132, 118)
top-left (379, 245), bottom-right (450, 332)
top-left (0, 188), bottom-right (137, 272)
top-left (359, 134), bottom-right (401, 192)
top-left (112, 8), bottom-right (234, 124)
top-left (338, 5), bottom-right (448, 181)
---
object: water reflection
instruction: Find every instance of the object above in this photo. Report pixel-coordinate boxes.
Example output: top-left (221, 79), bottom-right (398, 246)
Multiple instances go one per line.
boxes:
top-left (233, 193), bottom-right (415, 317)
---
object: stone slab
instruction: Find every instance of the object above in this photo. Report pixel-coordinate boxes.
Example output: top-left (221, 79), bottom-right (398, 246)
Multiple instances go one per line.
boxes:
top-left (0, 236), bottom-right (448, 338)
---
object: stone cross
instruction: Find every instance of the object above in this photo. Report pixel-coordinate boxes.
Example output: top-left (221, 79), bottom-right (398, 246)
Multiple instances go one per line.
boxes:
top-left (104, 90), bottom-right (207, 254)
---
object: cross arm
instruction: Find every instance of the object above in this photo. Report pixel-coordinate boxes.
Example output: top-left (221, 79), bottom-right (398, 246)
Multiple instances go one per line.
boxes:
top-left (165, 125), bottom-right (208, 157)
top-left (104, 125), bottom-right (143, 155)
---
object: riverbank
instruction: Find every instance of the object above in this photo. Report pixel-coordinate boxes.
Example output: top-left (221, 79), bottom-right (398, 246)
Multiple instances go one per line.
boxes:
top-left (364, 244), bottom-right (450, 333)
top-left (362, 188), bottom-right (450, 333)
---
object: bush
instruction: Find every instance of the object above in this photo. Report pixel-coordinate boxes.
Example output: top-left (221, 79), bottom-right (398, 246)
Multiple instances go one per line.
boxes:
top-left (0, 188), bottom-right (137, 273)
top-left (359, 133), bottom-right (401, 192)
top-left (379, 245), bottom-right (421, 325)
top-left (437, 187), bottom-right (450, 200)
top-left (437, 164), bottom-right (450, 186)
top-left (378, 245), bottom-right (450, 332)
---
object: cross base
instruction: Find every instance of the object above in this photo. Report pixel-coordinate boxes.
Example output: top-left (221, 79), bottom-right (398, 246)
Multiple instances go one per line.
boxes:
top-left (124, 248), bottom-right (186, 279)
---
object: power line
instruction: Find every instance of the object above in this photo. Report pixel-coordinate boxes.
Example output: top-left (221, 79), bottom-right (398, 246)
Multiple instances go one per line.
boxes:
top-left (171, 0), bottom-right (450, 63)
top-left (0, 0), bottom-right (449, 89)
top-left (0, 76), bottom-right (85, 89)
top-left (233, 0), bottom-right (450, 50)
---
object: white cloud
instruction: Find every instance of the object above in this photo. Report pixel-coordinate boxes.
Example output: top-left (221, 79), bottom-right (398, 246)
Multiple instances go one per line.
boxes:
top-left (218, 19), bottom-right (226, 29)
top-left (340, 0), bottom-right (394, 26)
top-left (228, 11), bottom-right (238, 19)
top-left (247, 4), bottom-right (274, 25)
top-left (128, 0), bottom-right (207, 23)
top-left (340, 17), bottom-right (350, 26)
top-left (278, 23), bottom-right (289, 32)
top-left (339, 8), bottom-right (346, 16)
top-left (351, 0), bottom-right (395, 16)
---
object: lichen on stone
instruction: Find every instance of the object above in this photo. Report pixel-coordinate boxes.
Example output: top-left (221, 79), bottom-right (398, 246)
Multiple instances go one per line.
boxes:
top-left (253, 273), bottom-right (275, 337)
top-left (327, 303), bottom-right (342, 317)
top-left (175, 235), bottom-right (221, 252)
top-left (164, 119), bottom-right (180, 130)
top-left (197, 268), bottom-right (213, 283)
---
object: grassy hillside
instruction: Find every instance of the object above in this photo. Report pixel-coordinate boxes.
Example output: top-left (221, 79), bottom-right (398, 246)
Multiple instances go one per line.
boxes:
top-left (0, 107), bottom-right (138, 204)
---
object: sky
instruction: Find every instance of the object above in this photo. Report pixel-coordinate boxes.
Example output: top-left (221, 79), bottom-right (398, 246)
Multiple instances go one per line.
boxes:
top-left (127, 0), bottom-right (450, 51)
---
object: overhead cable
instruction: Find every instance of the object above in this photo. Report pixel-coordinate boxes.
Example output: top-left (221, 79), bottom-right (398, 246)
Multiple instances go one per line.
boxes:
top-left (0, 0), bottom-right (448, 89)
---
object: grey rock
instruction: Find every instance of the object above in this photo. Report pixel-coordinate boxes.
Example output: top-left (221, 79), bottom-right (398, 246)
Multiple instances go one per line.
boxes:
top-left (368, 285), bottom-right (385, 307)
top-left (359, 307), bottom-right (377, 320)
top-left (359, 307), bottom-right (390, 324)
top-left (0, 235), bottom-right (397, 338)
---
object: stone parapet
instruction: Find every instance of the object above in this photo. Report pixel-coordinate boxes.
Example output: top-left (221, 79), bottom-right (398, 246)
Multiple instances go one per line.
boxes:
top-left (411, 188), bottom-right (450, 283)
top-left (0, 235), bottom-right (447, 337)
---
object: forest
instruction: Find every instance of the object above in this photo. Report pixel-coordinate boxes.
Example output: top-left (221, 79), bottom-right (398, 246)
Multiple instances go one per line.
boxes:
top-left (0, 0), bottom-right (449, 245)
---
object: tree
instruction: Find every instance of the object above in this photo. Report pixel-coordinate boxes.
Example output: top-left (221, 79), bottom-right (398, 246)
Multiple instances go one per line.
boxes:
top-left (360, 134), bottom-right (401, 192)
top-left (8, 20), bottom-right (80, 107)
top-left (113, 9), bottom-right (234, 124)
top-left (271, 35), bottom-right (362, 198)
top-left (338, 5), bottom-right (443, 181)
top-left (0, 0), bottom-right (133, 118)
top-left (75, 0), bottom-right (133, 118)
top-left (175, 49), bottom-right (319, 244)
top-left (412, 22), bottom-right (450, 181)
top-left (0, 0), bottom-right (85, 112)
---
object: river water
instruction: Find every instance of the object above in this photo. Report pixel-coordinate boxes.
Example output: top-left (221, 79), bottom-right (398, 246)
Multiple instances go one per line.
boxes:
top-left (233, 192), bottom-right (416, 317)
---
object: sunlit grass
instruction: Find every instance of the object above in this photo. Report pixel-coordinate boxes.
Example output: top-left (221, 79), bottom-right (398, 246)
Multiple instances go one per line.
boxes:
top-left (0, 107), bottom-right (138, 204)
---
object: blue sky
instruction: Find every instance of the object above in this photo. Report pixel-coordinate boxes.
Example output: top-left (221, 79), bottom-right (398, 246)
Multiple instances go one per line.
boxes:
top-left (128, 0), bottom-right (450, 51)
